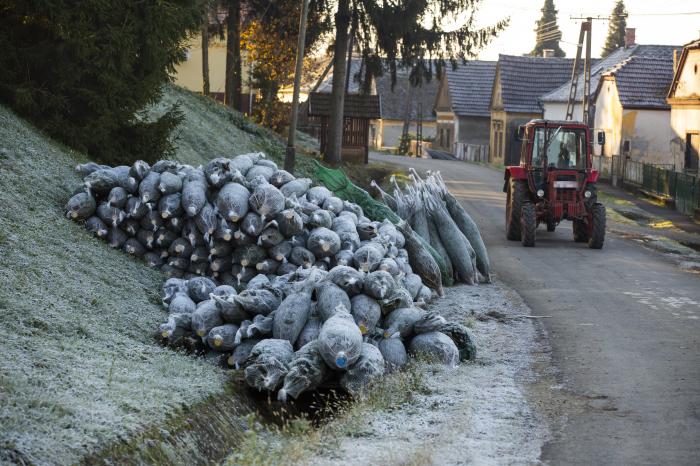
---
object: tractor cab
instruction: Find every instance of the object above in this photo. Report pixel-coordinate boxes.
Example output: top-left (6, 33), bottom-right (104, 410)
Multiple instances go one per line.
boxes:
top-left (504, 119), bottom-right (605, 249)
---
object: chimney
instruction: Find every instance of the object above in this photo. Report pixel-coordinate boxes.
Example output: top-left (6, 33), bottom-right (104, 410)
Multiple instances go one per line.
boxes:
top-left (624, 28), bottom-right (636, 48)
top-left (674, 49), bottom-right (680, 73)
top-left (542, 49), bottom-right (555, 58)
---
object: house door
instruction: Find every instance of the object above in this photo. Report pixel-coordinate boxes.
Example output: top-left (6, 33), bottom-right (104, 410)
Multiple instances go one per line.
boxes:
top-left (686, 133), bottom-right (699, 172)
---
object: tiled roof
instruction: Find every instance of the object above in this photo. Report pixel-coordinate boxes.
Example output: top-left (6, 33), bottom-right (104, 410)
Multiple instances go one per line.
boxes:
top-left (602, 55), bottom-right (675, 109)
top-left (496, 55), bottom-right (574, 113)
top-left (316, 59), bottom-right (439, 121)
top-left (444, 61), bottom-right (497, 117)
top-left (541, 44), bottom-right (679, 103)
top-left (375, 70), bottom-right (439, 121)
top-left (307, 92), bottom-right (381, 118)
top-left (316, 58), bottom-right (364, 94)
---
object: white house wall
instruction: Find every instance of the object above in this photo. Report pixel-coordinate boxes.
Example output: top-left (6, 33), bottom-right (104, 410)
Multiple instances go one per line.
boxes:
top-left (543, 102), bottom-right (584, 122)
top-left (623, 109), bottom-right (674, 165)
top-left (594, 78), bottom-right (623, 157)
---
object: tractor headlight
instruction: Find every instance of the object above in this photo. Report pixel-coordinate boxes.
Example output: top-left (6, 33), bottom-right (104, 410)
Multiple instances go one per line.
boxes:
top-left (537, 189), bottom-right (545, 198)
top-left (584, 190), bottom-right (592, 199)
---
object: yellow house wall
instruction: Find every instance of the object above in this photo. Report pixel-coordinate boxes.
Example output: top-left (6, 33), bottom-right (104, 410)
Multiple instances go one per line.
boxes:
top-left (173, 36), bottom-right (253, 95)
top-left (490, 109), bottom-right (506, 164)
top-left (434, 78), bottom-right (452, 112)
top-left (670, 107), bottom-right (700, 167)
top-left (673, 48), bottom-right (700, 99)
top-left (435, 111), bottom-right (456, 151)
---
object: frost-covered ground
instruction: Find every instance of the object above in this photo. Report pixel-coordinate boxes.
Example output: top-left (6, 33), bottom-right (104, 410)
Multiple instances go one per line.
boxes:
top-left (149, 85), bottom-right (319, 179)
top-left (0, 87), bottom-right (545, 464)
top-left (302, 281), bottom-right (549, 466)
top-left (0, 89), bottom-right (288, 464)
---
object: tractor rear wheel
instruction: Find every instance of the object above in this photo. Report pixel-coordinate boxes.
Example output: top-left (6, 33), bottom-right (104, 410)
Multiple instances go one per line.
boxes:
top-left (588, 203), bottom-right (606, 249)
top-left (521, 202), bottom-right (537, 247)
top-left (506, 178), bottom-right (526, 241)
top-left (573, 219), bottom-right (589, 242)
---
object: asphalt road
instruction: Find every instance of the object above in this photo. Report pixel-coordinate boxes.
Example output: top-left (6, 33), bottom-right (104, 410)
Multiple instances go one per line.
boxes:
top-left (371, 153), bottom-right (700, 465)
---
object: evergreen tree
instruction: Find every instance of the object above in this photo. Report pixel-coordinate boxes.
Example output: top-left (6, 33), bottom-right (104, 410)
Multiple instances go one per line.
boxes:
top-left (324, 0), bottom-right (508, 165)
top-left (0, 0), bottom-right (203, 165)
top-left (531, 0), bottom-right (565, 57)
top-left (602, 1), bottom-right (628, 57)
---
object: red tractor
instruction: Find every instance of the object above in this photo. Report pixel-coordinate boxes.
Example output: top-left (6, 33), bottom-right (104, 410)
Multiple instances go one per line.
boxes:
top-left (504, 119), bottom-right (605, 248)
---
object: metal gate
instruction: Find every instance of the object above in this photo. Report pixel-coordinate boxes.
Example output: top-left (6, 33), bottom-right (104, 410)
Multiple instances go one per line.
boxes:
top-left (675, 172), bottom-right (700, 216)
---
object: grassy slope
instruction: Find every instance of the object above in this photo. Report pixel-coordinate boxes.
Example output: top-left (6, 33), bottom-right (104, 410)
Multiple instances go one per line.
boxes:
top-left (0, 86), bottom-right (300, 464)
top-left (0, 85), bottom-right (397, 464)
top-left (151, 85), bottom-right (318, 179)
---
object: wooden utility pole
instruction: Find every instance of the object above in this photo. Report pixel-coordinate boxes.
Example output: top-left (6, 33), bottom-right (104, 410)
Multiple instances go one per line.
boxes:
top-left (284, 0), bottom-right (311, 173)
top-left (416, 101), bottom-right (423, 158)
top-left (398, 84), bottom-right (415, 155)
top-left (568, 16), bottom-right (609, 126)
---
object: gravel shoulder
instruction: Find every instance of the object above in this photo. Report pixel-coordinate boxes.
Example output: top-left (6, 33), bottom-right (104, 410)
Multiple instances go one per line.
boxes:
top-left (302, 281), bottom-right (549, 466)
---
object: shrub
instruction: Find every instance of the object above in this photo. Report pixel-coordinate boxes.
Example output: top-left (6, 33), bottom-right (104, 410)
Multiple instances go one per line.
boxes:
top-left (0, 0), bottom-right (203, 165)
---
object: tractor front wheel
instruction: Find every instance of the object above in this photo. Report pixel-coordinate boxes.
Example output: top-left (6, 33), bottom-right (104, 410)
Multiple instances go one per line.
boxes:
top-left (588, 203), bottom-right (606, 249)
top-left (521, 202), bottom-right (537, 247)
top-left (506, 178), bottom-right (526, 241)
top-left (573, 219), bottom-right (588, 242)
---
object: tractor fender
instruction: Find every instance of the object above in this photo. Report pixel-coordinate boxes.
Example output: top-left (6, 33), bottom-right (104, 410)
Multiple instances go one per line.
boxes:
top-left (587, 170), bottom-right (600, 183)
top-left (503, 166), bottom-right (527, 192)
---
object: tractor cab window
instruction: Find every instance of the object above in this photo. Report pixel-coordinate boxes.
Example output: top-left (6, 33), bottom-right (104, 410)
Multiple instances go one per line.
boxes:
top-left (532, 127), bottom-right (586, 170)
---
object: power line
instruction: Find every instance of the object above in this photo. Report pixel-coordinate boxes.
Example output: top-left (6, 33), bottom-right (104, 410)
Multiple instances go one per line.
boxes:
top-left (570, 11), bottom-right (700, 19)
top-left (627, 11), bottom-right (700, 16)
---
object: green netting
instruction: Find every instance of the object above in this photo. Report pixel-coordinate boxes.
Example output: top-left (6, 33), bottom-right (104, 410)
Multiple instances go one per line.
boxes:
top-left (313, 161), bottom-right (452, 287)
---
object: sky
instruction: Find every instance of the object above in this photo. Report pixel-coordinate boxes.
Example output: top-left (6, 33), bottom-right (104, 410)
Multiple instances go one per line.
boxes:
top-left (466, 0), bottom-right (700, 60)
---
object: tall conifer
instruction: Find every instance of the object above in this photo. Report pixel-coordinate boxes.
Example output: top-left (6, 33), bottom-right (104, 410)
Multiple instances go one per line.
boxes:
top-left (602, 1), bottom-right (628, 57)
top-left (531, 0), bottom-right (565, 57)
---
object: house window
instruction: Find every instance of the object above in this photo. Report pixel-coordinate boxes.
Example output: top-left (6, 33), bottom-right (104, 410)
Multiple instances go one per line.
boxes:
top-left (492, 120), bottom-right (504, 159)
top-left (622, 139), bottom-right (631, 155)
top-left (686, 133), bottom-right (699, 172)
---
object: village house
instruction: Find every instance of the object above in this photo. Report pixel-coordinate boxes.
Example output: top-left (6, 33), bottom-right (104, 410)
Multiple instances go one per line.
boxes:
top-left (433, 61), bottom-right (496, 160)
top-left (593, 53), bottom-right (676, 165)
top-left (371, 69), bottom-right (438, 151)
top-left (667, 37), bottom-right (700, 172)
top-left (541, 31), bottom-right (677, 123)
top-left (311, 59), bottom-right (439, 153)
top-left (489, 54), bottom-right (573, 165)
top-left (541, 33), bottom-right (678, 162)
top-left (173, 36), bottom-right (256, 113)
top-left (171, 9), bottom-right (257, 114)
